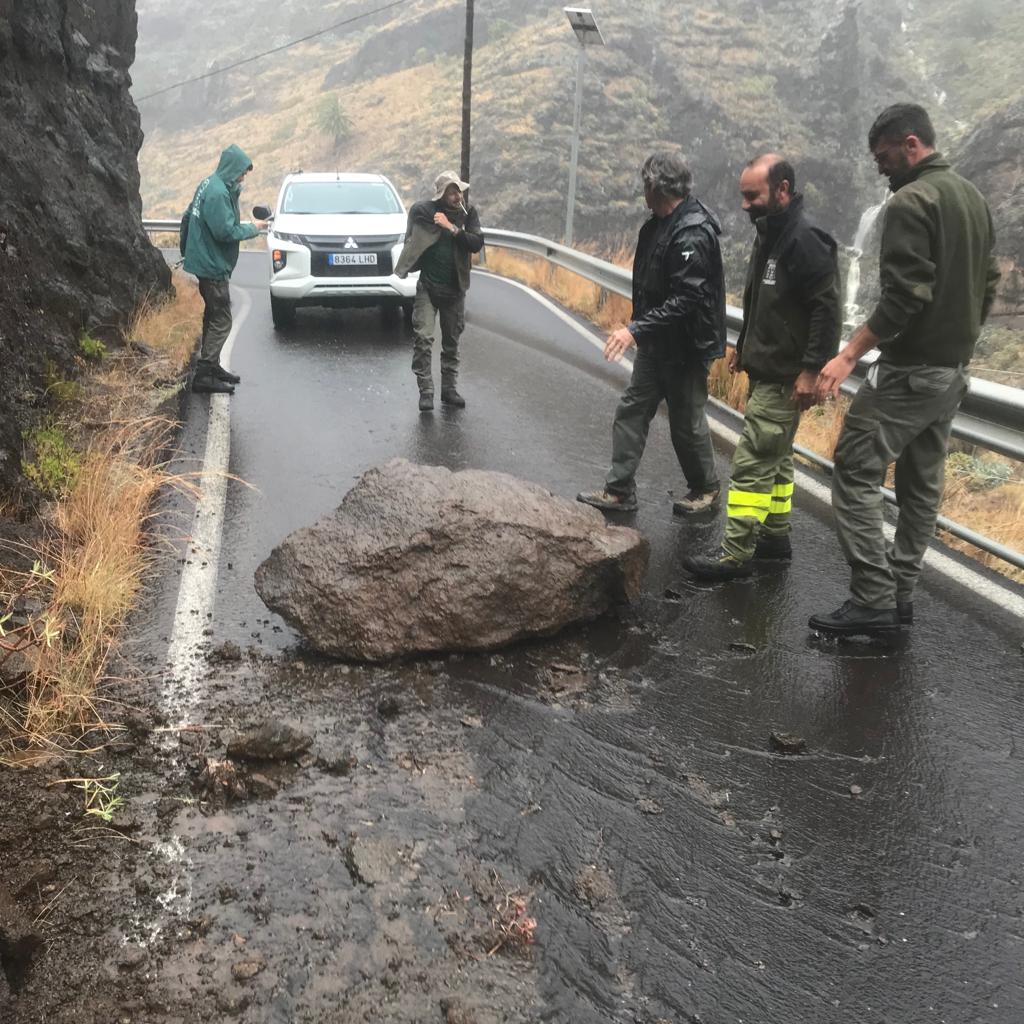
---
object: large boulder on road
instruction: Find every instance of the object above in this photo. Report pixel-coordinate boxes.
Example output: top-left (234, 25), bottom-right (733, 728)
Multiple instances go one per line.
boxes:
top-left (254, 459), bottom-right (648, 661)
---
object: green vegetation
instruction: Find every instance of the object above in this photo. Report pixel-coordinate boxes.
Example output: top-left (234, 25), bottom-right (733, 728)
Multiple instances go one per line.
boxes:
top-left (22, 420), bottom-right (81, 497)
top-left (78, 331), bottom-right (106, 361)
top-left (972, 323), bottom-right (1024, 386)
top-left (312, 94), bottom-right (352, 152)
top-left (78, 774), bottom-right (124, 822)
top-left (44, 358), bottom-right (82, 404)
top-left (947, 451), bottom-right (1014, 491)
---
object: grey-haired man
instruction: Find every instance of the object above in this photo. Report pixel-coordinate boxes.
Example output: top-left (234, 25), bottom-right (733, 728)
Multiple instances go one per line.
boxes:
top-left (395, 171), bottom-right (484, 410)
top-left (578, 152), bottom-right (726, 514)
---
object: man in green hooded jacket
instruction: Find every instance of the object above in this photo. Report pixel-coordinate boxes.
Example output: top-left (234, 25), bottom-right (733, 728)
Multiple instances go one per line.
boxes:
top-left (181, 144), bottom-right (268, 395)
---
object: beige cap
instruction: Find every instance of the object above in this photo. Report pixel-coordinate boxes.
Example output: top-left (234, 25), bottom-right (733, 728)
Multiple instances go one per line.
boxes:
top-left (432, 170), bottom-right (470, 201)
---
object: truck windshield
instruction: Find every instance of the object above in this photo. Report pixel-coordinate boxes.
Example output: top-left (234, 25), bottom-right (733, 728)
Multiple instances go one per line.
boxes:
top-left (281, 181), bottom-right (402, 215)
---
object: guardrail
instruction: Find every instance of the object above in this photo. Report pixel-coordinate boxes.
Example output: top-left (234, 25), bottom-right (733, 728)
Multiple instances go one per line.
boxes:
top-left (143, 218), bottom-right (1024, 571)
top-left (480, 228), bottom-right (1024, 464)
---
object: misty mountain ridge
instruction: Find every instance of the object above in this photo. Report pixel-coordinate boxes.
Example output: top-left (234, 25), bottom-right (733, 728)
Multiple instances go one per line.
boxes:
top-left (132, 0), bottom-right (1023, 315)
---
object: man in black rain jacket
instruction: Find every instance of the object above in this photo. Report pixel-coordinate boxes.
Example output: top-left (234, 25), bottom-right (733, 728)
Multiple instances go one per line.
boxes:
top-left (577, 151), bottom-right (726, 514)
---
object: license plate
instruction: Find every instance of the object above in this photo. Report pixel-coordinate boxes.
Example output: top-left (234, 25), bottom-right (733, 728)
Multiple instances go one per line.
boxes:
top-left (328, 253), bottom-right (377, 266)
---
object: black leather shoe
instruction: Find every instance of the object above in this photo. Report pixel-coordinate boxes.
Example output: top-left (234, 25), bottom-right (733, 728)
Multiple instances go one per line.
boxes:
top-left (808, 600), bottom-right (901, 636)
top-left (754, 534), bottom-right (792, 561)
top-left (192, 376), bottom-right (234, 395)
top-left (897, 600), bottom-right (913, 625)
top-left (440, 388), bottom-right (466, 408)
top-left (681, 553), bottom-right (754, 581)
top-left (418, 391), bottom-right (435, 411)
top-left (214, 365), bottom-right (241, 384)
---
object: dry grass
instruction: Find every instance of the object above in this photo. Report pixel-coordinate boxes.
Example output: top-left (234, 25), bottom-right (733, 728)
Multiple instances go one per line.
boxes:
top-left (485, 248), bottom-right (633, 334)
top-left (0, 276), bottom-right (201, 758)
top-left (484, 251), bottom-right (1024, 584)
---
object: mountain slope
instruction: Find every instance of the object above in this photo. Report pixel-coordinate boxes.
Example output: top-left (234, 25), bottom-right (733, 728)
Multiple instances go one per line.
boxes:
top-left (133, 0), bottom-right (1022, 305)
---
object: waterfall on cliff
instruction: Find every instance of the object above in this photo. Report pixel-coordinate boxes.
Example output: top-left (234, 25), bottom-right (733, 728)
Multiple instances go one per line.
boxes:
top-left (844, 197), bottom-right (888, 326)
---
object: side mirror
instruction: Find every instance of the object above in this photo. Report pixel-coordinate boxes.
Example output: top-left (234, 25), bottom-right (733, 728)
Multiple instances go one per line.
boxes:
top-left (252, 204), bottom-right (273, 221)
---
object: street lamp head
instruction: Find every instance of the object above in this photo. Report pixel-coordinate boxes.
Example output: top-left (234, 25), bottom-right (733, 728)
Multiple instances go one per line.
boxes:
top-left (564, 7), bottom-right (605, 47)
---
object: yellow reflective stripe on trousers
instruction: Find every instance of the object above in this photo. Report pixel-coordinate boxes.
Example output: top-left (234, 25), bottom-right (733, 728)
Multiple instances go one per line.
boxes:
top-left (769, 481), bottom-right (794, 515)
top-left (727, 489), bottom-right (771, 522)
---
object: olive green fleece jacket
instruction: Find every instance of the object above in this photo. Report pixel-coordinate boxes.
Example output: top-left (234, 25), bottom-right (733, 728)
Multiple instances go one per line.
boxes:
top-left (867, 154), bottom-right (1000, 367)
top-left (181, 144), bottom-right (259, 281)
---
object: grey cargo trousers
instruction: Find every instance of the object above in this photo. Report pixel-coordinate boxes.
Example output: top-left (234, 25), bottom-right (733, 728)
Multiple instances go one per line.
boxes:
top-left (411, 279), bottom-right (465, 394)
top-left (605, 346), bottom-right (719, 498)
top-left (831, 360), bottom-right (969, 608)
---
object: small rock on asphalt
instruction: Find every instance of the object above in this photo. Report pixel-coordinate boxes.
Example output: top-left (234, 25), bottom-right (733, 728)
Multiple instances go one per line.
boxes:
top-left (231, 956), bottom-right (267, 981)
top-left (769, 731), bottom-right (808, 755)
top-left (377, 695), bottom-right (401, 720)
top-left (210, 640), bottom-right (243, 662)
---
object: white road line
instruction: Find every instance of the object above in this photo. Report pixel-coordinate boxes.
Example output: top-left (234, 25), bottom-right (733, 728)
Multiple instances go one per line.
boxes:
top-left (478, 271), bottom-right (1024, 620)
top-left (163, 284), bottom-right (252, 718)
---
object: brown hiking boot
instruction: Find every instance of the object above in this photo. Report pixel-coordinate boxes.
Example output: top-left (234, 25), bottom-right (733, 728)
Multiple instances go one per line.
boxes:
top-left (576, 489), bottom-right (638, 512)
top-left (672, 488), bottom-right (720, 515)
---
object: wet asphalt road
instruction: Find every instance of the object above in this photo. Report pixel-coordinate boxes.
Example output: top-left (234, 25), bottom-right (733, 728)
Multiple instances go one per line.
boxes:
top-left (143, 252), bottom-right (1024, 1022)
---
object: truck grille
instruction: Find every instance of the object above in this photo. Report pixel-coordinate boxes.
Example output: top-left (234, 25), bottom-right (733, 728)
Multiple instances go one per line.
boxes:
top-left (306, 236), bottom-right (398, 277)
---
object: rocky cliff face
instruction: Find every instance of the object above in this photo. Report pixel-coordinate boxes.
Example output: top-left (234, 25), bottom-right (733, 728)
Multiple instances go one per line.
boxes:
top-left (0, 0), bottom-right (170, 495)
top-left (955, 99), bottom-right (1024, 315)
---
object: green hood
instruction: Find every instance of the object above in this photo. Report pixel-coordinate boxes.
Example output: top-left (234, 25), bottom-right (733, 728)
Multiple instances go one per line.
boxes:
top-left (181, 144), bottom-right (259, 280)
top-left (215, 144), bottom-right (253, 188)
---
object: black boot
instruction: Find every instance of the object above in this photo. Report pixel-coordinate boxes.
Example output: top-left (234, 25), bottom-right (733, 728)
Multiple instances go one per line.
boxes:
top-left (418, 391), bottom-right (435, 411)
top-left (753, 534), bottom-right (792, 561)
top-left (681, 553), bottom-right (754, 581)
top-left (808, 600), bottom-right (901, 636)
top-left (192, 372), bottom-right (234, 395)
top-left (440, 387), bottom-right (466, 408)
top-left (214, 365), bottom-right (241, 384)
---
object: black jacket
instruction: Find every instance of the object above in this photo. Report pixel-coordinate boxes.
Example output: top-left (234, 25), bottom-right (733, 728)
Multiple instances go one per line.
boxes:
top-left (629, 195), bottom-right (727, 365)
top-left (736, 195), bottom-right (841, 383)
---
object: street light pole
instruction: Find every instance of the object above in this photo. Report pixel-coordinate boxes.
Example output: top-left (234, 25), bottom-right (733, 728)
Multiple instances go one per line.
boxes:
top-left (562, 8), bottom-right (604, 248)
top-left (565, 43), bottom-right (585, 248)
top-left (461, 0), bottom-right (474, 184)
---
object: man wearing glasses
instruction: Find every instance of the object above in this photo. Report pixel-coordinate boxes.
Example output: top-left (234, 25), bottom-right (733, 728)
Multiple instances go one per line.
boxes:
top-left (810, 104), bottom-right (1000, 635)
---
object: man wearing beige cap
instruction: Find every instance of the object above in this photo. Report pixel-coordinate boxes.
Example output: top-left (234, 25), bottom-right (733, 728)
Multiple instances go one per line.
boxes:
top-left (396, 171), bottom-right (484, 410)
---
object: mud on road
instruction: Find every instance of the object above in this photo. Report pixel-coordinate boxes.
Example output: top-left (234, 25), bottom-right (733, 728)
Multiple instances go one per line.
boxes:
top-left (2, 644), bottom-right (562, 1023)
top-left (6, 593), bottom-right (1024, 1023)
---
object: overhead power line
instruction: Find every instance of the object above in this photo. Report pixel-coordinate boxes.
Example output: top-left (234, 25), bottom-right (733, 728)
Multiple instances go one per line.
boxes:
top-left (135, 0), bottom-right (417, 102)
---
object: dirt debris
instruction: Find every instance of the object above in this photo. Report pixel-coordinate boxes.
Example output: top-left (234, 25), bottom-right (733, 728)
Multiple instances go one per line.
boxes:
top-left (225, 721), bottom-right (313, 762)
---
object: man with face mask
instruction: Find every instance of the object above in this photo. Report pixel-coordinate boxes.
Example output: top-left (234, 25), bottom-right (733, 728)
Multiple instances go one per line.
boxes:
top-left (681, 154), bottom-right (840, 580)
top-left (810, 104), bottom-right (1000, 634)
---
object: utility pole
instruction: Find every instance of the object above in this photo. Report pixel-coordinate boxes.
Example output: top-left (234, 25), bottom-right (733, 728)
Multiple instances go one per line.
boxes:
top-left (461, 0), bottom-right (474, 185)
